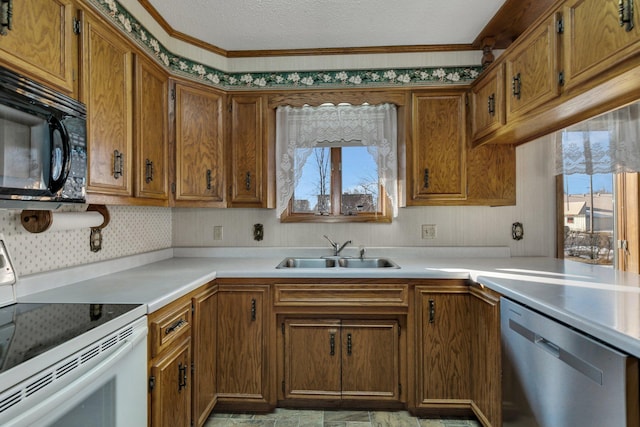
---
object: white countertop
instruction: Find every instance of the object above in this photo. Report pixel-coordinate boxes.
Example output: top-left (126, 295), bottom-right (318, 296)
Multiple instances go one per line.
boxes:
top-left (16, 247), bottom-right (640, 358)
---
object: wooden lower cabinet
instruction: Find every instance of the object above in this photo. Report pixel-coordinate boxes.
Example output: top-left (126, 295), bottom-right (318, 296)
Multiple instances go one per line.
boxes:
top-left (148, 282), bottom-right (217, 427)
top-left (414, 285), bottom-right (471, 412)
top-left (192, 285), bottom-right (218, 427)
top-left (149, 336), bottom-right (192, 427)
top-left (469, 284), bottom-right (502, 427)
top-left (282, 318), bottom-right (401, 403)
top-left (216, 284), bottom-right (271, 409)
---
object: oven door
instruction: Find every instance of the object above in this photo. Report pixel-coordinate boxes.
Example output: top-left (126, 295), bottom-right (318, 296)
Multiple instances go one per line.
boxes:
top-left (0, 317), bottom-right (147, 427)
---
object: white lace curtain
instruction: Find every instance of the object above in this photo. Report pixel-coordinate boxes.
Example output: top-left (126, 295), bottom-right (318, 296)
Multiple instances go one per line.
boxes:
top-left (555, 102), bottom-right (640, 175)
top-left (275, 103), bottom-right (398, 217)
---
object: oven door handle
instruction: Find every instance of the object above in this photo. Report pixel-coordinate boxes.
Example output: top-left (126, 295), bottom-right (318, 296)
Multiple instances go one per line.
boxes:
top-left (2, 327), bottom-right (147, 427)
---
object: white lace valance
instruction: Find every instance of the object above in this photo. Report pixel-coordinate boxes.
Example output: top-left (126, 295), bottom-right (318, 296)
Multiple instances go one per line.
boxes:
top-left (555, 102), bottom-right (640, 175)
top-left (275, 103), bottom-right (398, 218)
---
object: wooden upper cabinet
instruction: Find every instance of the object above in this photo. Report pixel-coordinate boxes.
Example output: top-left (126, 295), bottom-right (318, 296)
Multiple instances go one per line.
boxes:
top-left (174, 80), bottom-right (225, 206)
top-left (466, 143), bottom-right (516, 206)
top-left (505, 13), bottom-right (561, 122)
top-left (409, 91), bottom-right (466, 203)
top-left (134, 55), bottom-right (169, 201)
top-left (469, 63), bottom-right (506, 142)
top-left (0, 0), bottom-right (76, 94)
top-left (80, 11), bottom-right (133, 196)
top-left (563, 0), bottom-right (640, 90)
top-left (228, 95), bottom-right (270, 207)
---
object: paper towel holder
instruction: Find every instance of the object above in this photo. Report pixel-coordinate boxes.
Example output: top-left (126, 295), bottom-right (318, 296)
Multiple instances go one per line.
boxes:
top-left (20, 204), bottom-right (110, 252)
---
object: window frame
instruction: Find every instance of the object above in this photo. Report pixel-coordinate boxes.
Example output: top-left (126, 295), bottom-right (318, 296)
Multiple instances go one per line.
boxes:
top-left (281, 146), bottom-right (392, 223)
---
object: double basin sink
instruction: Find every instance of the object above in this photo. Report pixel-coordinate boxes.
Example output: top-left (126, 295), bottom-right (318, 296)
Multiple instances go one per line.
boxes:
top-left (276, 257), bottom-right (400, 269)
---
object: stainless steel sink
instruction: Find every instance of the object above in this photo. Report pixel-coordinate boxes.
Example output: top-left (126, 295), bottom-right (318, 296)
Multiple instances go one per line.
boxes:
top-left (276, 257), bottom-right (399, 269)
top-left (338, 257), bottom-right (400, 268)
top-left (276, 257), bottom-right (337, 268)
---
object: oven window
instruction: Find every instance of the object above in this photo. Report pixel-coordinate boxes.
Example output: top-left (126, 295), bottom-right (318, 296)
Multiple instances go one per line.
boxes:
top-left (50, 378), bottom-right (115, 427)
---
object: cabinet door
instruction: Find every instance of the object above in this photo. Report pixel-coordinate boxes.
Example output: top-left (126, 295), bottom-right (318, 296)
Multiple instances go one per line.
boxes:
top-left (415, 290), bottom-right (470, 405)
top-left (466, 143), bottom-right (516, 206)
top-left (409, 92), bottom-right (466, 203)
top-left (80, 12), bottom-right (133, 196)
top-left (228, 95), bottom-right (268, 207)
top-left (341, 320), bottom-right (400, 401)
top-left (0, 0), bottom-right (75, 93)
top-left (283, 319), bottom-right (342, 400)
top-left (192, 285), bottom-right (218, 427)
top-left (174, 81), bottom-right (225, 205)
top-left (469, 64), bottom-right (505, 142)
top-left (135, 55), bottom-right (169, 201)
top-left (149, 337), bottom-right (192, 427)
top-left (470, 286), bottom-right (501, 427)
top-left (217, 286), bottom-right (269, 405)
top-left (563, 0), bottom-right (640, 90)
top-left (505, 14), bottom-right (560, 122)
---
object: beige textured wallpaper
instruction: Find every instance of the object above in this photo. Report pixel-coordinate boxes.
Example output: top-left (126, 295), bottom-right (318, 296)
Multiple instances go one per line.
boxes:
top-left (0, 205), bottom-right (172, 276)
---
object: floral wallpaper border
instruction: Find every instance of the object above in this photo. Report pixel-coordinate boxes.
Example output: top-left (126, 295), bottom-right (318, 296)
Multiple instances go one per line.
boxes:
top-left (93, 0), bottom-right (481, 90)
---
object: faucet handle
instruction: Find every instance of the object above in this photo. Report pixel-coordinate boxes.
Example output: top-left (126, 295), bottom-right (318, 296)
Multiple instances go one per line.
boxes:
top-left (359, 246), bottom-right (366, 259)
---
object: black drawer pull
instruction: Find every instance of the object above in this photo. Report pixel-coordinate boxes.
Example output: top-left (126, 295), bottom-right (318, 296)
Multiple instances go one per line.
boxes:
top-left (165, 318), bottom-right (186, 335)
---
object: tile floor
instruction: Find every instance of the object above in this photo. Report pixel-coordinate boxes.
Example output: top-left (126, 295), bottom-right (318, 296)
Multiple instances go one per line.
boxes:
top-left (205, 409), bottom-right (481, 427)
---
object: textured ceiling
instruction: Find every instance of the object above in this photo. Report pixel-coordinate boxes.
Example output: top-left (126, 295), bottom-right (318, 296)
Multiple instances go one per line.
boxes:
top-left (146, 0), bottom-right (507, 51)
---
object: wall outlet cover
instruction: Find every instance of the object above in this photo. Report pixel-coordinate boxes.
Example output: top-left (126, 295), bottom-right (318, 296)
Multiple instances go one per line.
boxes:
top-left (213, 225), bottom-right (223, 240)
top-left (421, 224), bottom-right (436, 239)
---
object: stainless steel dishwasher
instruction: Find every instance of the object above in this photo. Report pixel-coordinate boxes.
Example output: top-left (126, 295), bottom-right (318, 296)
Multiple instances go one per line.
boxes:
top-left (501, 297), bottom-right (639, 427)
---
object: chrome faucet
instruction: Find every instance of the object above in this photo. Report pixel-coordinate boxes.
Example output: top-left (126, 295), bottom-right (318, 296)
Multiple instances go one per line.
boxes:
top-left (323, 235), bottom-right (351, 256)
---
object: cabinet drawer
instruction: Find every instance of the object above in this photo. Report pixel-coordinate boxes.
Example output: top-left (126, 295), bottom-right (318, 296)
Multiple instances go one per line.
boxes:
top-left (149, 301), bottom-right (192, 358)
top-left (274, 284), bottom-right (409, 307)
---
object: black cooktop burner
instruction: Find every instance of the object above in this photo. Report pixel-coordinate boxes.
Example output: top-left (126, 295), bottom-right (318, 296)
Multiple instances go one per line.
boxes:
top-left (0, 303), bottom-right (141, 374)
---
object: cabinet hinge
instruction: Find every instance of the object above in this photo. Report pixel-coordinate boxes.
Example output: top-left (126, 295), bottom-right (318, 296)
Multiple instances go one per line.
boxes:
top-left (556, 16), bottom-right (564, 34)
top-left (281, 380), bottom-right (285, 393)
top-left (170, 89), bottom-right (176, 101)
top-left (281, 322), bottom-right (285, 334)
top-left (171, 182), bottom-right (176, 194)
top-left (399, 383), bottom-right (402, 396)
top-left (558, 71), bottom-right (565, 87)
top-left (148, 375), bottom-right (155, 392)
top-left (191, 361), bottom-right (195, 373)
top-left (72, 18), bottom-right (82, 35)
top-left (398, 325), bottom-right (401, 336)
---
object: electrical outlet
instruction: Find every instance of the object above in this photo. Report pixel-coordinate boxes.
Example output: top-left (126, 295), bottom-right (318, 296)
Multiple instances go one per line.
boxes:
top-left (421, 224), bottom-right (436, 239)
top-left (213, 225), bottom-right (223, 241)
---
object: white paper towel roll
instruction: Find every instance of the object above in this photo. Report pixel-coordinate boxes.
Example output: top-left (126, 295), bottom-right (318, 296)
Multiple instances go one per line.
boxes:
top-left (46, 211), bottom-right (105, 232)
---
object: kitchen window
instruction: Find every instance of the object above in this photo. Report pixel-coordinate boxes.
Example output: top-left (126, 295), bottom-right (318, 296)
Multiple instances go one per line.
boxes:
top-left (275, 103), bottom-right (398, 222)
top-left (555, 101), bottom-right (640, 271)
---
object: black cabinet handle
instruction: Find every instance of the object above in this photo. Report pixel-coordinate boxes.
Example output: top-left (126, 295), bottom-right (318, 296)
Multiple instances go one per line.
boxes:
top-left (347, 333), bottom-right (352, 355)
top-left (487, 93), bottom-right (496, 116)
top-left (251, 298), bottom-right (256, 321)
top-left (619, 0), bottom-right (635, 31)
top-left (206, 169), bottom-right (212, 190)
top-left (245, 171), bottom-right (251, 191)
top-left (113, 150), bottom-right (124, 179)
top-left (423, 168), bottom-right (429, 189)
top-left (145, 159), bottom-right (154, 183)
top-left (178, 363), bottom-right (187, 391)
top-left (165, 318), bottom-right (186, 335)
top-left (0, 0), bottom-right (13, 36)
top-left (429, 299), bottom-right (435, 324)
top-left (512, 73), bottom-right (522, 100)
top-left (330, 332), bottom-right (335, 356)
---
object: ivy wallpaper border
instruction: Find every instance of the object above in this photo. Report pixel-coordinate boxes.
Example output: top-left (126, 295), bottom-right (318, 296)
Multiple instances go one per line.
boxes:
top-left (93, 0), bottom-right (481, 90)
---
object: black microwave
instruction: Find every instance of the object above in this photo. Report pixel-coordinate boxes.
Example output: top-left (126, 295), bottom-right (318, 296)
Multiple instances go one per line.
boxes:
top-left (0, 66), bottom-right (87, 209)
